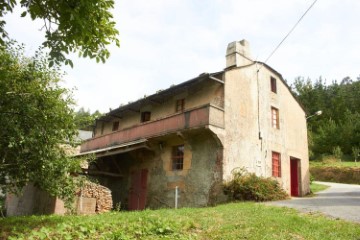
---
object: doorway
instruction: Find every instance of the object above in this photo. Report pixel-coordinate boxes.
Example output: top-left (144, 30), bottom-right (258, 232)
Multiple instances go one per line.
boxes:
top-left (128, 169), bottom-right (148, 210)
top-left (290, 158), bottom-right (300, 197)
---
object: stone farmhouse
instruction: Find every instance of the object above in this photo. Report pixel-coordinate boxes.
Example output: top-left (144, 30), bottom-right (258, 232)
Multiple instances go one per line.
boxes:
top-left (79, 40), bottom-right (310, 210)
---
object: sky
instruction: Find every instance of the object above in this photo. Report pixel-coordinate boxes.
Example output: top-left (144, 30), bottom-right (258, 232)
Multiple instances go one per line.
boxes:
top-left (4, 0), bottom-right (360, 113)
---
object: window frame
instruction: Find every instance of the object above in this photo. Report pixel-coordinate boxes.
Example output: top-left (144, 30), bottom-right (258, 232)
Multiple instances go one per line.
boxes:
top-left (112, 121), bottom-right (119, 131)
top-left (272, 151), bottom-right (281, 177)
top-left (141, 111), bottom-right (151, 123)
top-left (175, 99), bottom-right (185, 112)
top-left (100, 122), bottom-right (105, 135)
top-left (172, 145), bottom-right (184, 171)
top-left (271, 107), bottom-right (280, 129)
top-left (270, 77), bottom-right (277, 93)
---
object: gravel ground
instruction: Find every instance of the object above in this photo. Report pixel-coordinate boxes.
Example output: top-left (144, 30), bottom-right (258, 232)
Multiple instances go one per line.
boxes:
top-left (267, 181), bottom-right (360, 223)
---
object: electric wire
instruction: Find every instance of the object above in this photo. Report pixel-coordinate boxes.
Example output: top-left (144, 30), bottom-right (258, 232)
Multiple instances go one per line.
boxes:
top-left (262, 0), bottom-right (319, 66)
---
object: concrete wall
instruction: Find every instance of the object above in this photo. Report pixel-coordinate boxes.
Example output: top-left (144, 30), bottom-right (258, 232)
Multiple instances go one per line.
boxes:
top-left (6, 184), bottom-right (59, 216)
top-left (223, 65), bottom-right (261, 180)
top-left (223, 63), bottom-right (309, 196)
top-left (94, 80), bottom-right (224, 137)
top-left (6, 183), bottom-right (112, 216)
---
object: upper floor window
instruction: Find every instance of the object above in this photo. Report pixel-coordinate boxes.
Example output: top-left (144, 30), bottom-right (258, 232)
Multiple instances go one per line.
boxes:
top-left (141, 111), bottom-right (151, 123)
top-left (172, 145), bottom-right (184, 171)
top-left (100, 122), bottom-right (105, 135)
top-left (271, 107), bottom-right (280, 129)
top-left (112, 121), bottom-right (119, 131)
top-left (176, 99), bottom-right (185, 112)
top-left (270, 77), bottom-right (277, 93)
top-left (272, 151), bottom-right (281, 177)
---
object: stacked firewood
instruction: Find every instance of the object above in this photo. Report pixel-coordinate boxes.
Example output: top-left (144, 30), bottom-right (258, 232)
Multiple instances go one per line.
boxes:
top-left (80, 181), bottom-right (113, 213)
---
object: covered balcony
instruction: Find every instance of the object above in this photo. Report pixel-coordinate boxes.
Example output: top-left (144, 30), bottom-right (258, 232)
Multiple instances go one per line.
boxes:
top-left (80, 104), bottom-right (224, 154)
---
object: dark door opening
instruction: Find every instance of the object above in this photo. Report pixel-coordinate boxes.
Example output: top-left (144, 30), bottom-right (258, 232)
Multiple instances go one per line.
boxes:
top-left (290, 158), bottom-right (300, 197)
top-left (128, 169), bottom-right (148, 210)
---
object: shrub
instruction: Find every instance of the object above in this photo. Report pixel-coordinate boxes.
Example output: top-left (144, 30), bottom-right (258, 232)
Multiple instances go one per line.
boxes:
top-left (352, 146), bottom-right (360, 162)
top-left (321, 155), bottom-right (341, 164)
top-left (223, 169), bottom-right (288, 202)
top-left (332, 146), bottom-right (343, 160)
top-left (310, 166), bottom-right (360, 184)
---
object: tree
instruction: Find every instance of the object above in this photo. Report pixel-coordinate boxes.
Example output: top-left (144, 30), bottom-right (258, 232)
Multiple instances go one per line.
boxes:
top-left (0, 42), bottom-right (83, 205)
top-left (0, 0), bottom-right (120, 67)
top-left (292, 76), bottom-right (360, 158)
top-left (74, 107), bottom-right (102, 131)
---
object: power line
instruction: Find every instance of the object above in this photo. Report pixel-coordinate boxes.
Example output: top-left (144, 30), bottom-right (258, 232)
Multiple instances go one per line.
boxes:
top-left (263, 0), bottom-right (319, 65)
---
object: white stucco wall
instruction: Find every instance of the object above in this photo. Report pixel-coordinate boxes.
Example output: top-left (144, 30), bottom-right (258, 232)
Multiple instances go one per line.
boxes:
top-left (223, 63), bottom-right (309, 196)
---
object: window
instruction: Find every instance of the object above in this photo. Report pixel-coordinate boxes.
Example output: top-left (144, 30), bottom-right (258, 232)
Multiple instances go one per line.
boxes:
top-left (270, 77), bottom-right (277, 93)
top-left (100, 122), bottom-right (105, 135)
top-left (175, 99), bottom-right (185, 112)
top-left (112, 121), bottom-right (119, 131)
top-left (272, 151), bottom-right (281, 177)
top-left (271, 107), bottom-right (279, 129)
top-left (172, 145), bottom-right (184, 170)
top-left (141, 111), bottom-right (151, 123)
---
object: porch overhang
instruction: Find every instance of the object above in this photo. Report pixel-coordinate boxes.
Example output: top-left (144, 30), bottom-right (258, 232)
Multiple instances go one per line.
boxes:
top-left (75, 139), bottom-right (149, 158)
top-left (81, 104), bottom-right (225, 153)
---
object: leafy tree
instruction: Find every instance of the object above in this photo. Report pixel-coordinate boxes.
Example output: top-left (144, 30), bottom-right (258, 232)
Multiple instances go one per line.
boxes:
top-left (0, 0), bottom-right (120, 66)
top-left (0, 42), bottom-right (83, 205)
top-left (75, 107), bottom-right (102, 130)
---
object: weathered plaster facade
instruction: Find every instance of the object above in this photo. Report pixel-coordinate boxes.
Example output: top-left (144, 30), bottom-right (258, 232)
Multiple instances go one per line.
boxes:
top-left (79, 40), bottom-right (310, 210)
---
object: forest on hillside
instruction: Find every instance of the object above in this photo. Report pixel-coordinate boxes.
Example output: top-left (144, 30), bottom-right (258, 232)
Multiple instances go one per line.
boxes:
top-left (291, 76), bottom-right (360, 160)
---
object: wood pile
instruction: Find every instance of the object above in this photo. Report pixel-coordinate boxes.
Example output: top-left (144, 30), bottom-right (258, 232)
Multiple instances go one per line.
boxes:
top-left (79, 181), bottom-right (113, 213)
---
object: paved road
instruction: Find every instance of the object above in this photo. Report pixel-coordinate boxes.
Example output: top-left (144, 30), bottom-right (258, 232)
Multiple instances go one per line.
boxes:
top-left (267, 181), bottom-right (360, 223)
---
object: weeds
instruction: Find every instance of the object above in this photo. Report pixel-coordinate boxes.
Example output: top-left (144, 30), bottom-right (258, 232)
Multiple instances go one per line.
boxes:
top-left (223, 168), bottom-right (288, 202)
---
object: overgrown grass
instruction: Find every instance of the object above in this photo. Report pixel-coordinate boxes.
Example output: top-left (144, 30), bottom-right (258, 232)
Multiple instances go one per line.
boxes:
top-left (310, 161), bottom-right (360, 184)
top-left (310, 182), bottom-right (330, 194)
top-left (223, 169), bottom-right (288, 202)
top-left (310, 161), bottom-right (360, 168)
top-left (1, 202), bottom-right (360, 239)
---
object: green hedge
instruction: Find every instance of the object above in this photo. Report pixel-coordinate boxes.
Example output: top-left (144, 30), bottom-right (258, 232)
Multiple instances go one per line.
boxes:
top-left (310, 166), bottom-right (360, 184)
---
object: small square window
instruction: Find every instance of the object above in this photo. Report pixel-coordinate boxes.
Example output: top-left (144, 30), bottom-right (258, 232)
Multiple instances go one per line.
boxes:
top-left (272, 151), bottom-right (281, 177)
top-left (175, 99), bottom-right (185, 112)
top-left (271, 107), bottom-right (280, 129)
top-left (112, 121), bottom-right (119, 131)
top-left (271, 77), bottom-right (277, 93)
top-left (172, 145), bottom-right (184, 170)
top-left (141, 112), bottom-right (151, 123)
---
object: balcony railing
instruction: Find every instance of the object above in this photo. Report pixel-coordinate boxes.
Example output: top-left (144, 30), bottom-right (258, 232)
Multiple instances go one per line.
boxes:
top-left (80, 104), bottom-right (224, 153)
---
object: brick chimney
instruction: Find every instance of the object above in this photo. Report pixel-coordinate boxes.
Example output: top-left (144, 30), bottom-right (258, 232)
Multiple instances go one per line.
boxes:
top-left (226, 40), bottom-right (253, 68)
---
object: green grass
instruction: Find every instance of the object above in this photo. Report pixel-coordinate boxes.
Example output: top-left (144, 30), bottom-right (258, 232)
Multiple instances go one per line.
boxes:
top-left (310, 182), bottom-right (330, 194)
top-left (1, 202), bottom-right (360, 240)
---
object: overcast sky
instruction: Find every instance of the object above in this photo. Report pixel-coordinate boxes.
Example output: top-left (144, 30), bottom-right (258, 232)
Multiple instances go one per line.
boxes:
top-left (5, 0), bottom-right (360, 113)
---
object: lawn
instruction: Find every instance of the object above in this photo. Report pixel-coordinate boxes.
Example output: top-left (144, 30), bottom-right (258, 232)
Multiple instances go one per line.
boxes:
top-left (1, 202), bottom-right (359, 240)
top-left (310, 182), bottom-right (330, 194)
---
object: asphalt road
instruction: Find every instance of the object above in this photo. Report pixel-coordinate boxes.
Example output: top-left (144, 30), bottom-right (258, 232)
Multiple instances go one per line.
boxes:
top-left (267, 181), bottom-right (360, 223)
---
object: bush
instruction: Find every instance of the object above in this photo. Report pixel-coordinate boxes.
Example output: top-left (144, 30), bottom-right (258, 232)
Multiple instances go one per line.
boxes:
top-left (321, 155), bottom-right (341, 164)
top-left (223, 169), bottom-right (288, 202)
top-left (310, 166), bottom-right (360, 184)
